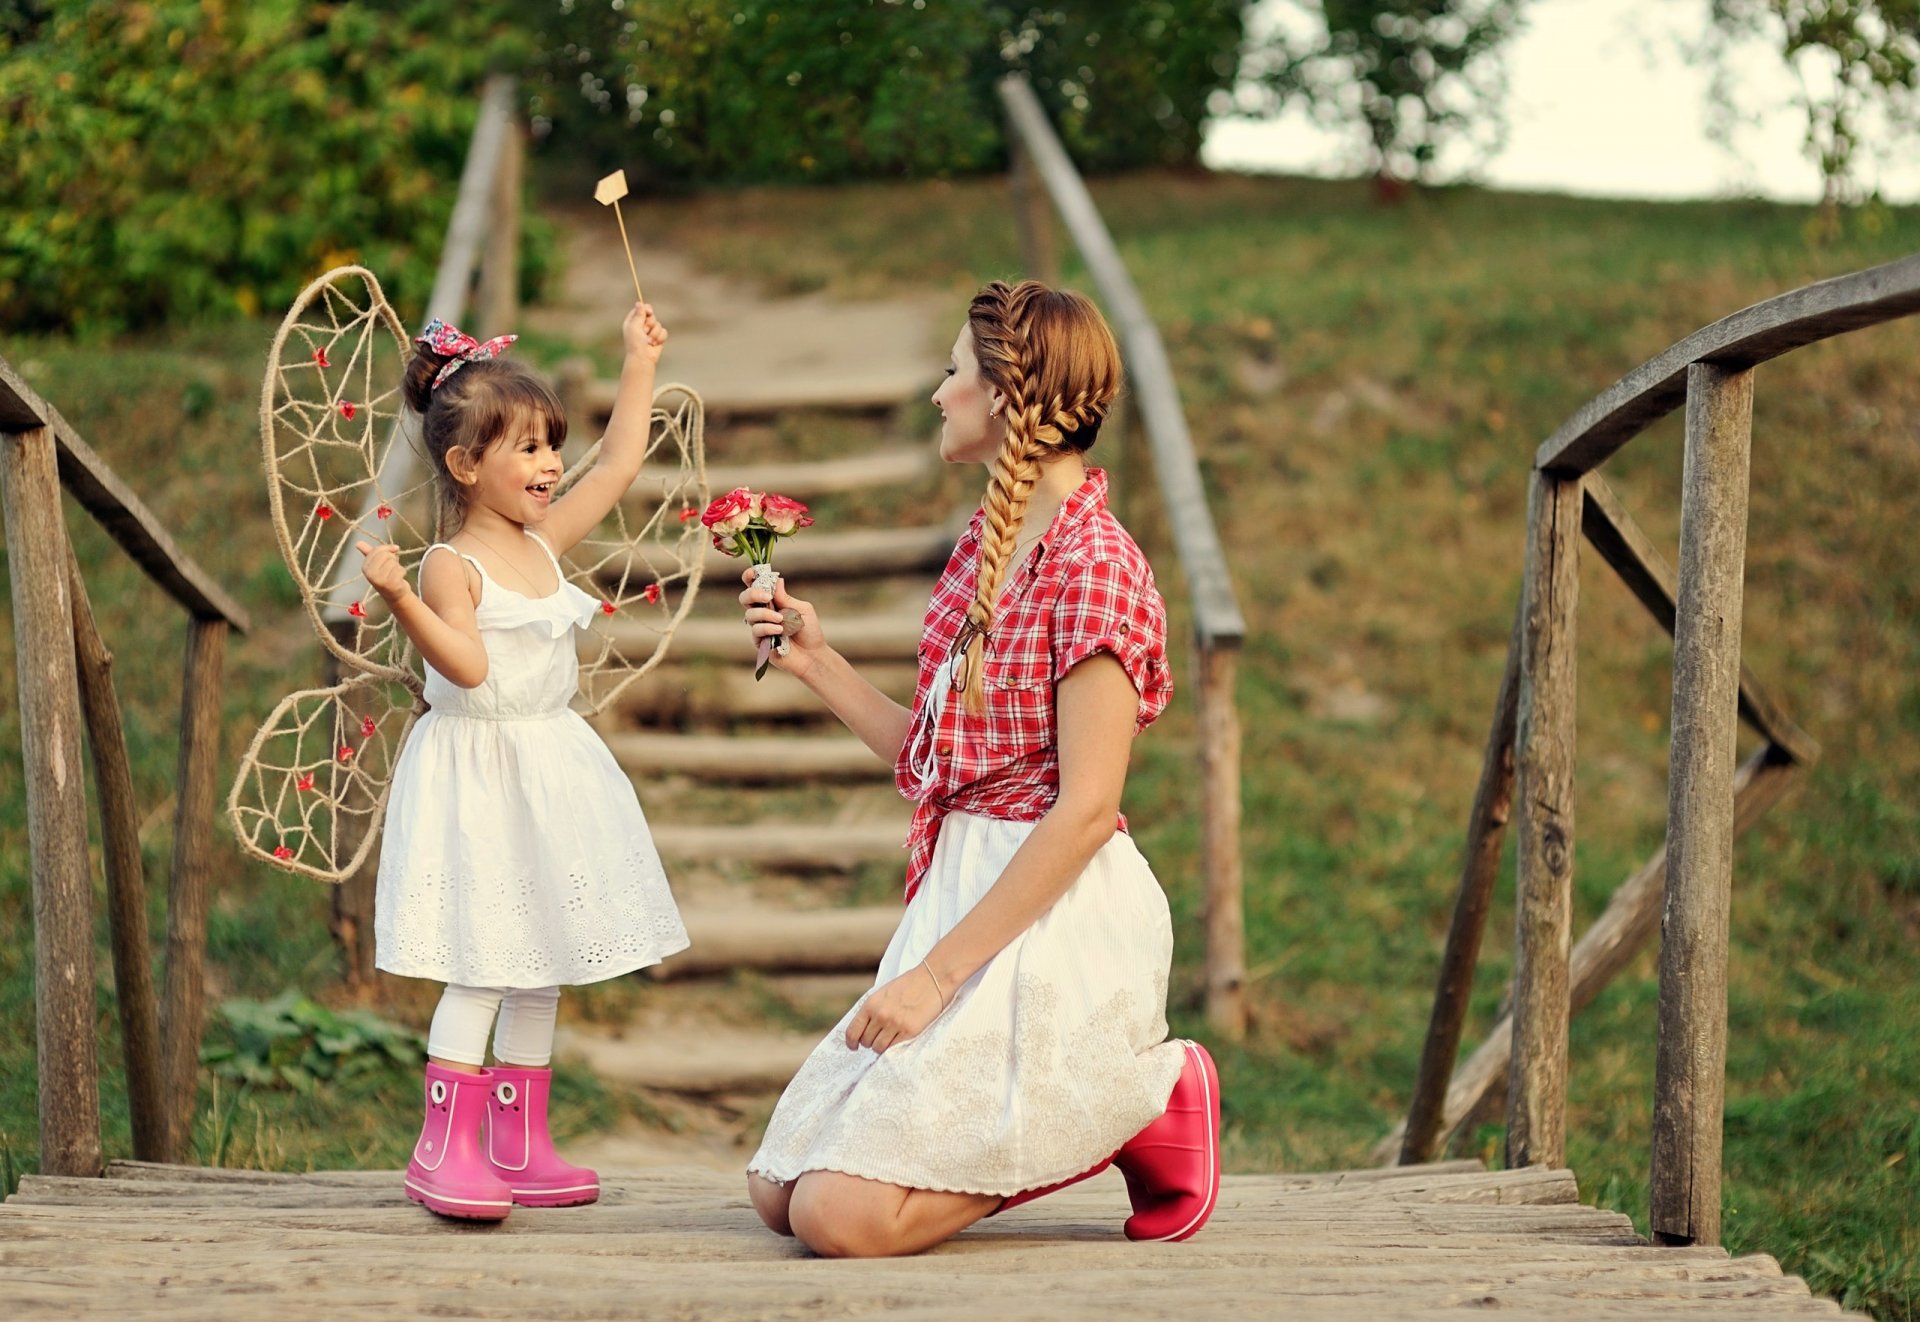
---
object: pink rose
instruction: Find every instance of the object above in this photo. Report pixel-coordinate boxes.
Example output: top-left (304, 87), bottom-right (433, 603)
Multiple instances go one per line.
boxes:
top-left (760, 492), bottom-right (814, 536)
top-left (701, 486), bottom-right (754, 538)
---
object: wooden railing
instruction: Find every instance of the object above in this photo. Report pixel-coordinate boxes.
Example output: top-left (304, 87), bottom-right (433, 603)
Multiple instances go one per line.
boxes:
top-left (997, 76), bottom-right (1250, 1037)
top-left (326, 73), bottom-right (526, 984)
top-left (1, 357), bottom-right (251, 1176)
top-left (1390, 252), bottom-right (1920, 1246)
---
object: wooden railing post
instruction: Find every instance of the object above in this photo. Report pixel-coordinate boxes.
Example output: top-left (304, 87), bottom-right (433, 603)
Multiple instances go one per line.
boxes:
top-left (1401, 599), bottom-right (1522, 1164)
top-left (1006, 120), bottom-right (1060, 287)
top-left (67, 546), bottom-right (167, 1161)
top-left (2, 425), bottom-right (104, 1178)
top-left (1650, 362), bottom-right (1755, 1246)
top-left (476, 116), bottom-right (525, 339)
top-left (1197, 639), bottom-right (1246, 1039)
top-left (1506, 470), bottom-right (1581, 1169)
top-left (157, 616), bottom-right (228, 1160)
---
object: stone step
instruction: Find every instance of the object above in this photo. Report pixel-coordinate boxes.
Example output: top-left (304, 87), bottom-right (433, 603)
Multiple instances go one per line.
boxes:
top-left (608, 731), bottom-right (890, 782)
top-left (587, 609), bottom-right (923, 665)
top-left (597, 662), bottom-right (920, 724)
top-left (652, 906), bottom-right (899, 979)
top-left (652, 820), bottom-right (906, 870)
top-left (628, 444), bottom-right (938, 504)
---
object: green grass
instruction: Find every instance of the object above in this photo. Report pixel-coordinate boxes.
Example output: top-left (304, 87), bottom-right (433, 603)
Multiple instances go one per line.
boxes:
top-left (4, 169), bottom-right (1918, 1316)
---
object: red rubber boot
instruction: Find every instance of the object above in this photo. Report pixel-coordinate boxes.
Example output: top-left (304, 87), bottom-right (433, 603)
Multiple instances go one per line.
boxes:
top-left (403, 1062), bottom-right (513, 1221)
top-left (485, 1065), bottom-right (600, 1208)
top-left (1113, 1040), bottom-right (1221, 1242)
top-left (991, 1154), bottom-right (1116, 1216)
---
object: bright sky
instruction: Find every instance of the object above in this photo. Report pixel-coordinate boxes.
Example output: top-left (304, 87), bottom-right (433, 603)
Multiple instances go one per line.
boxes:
top-left (1202, 0), bottom-right (1920, 204)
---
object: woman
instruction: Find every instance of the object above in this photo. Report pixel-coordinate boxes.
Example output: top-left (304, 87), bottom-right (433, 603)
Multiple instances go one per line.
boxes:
top-left (738, 280), bottom-right (1219, 1258)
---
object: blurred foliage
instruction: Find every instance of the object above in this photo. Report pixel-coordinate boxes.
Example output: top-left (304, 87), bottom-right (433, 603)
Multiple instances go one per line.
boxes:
top-left (1707, 1), bottom-right (1920, 210)
top-left (201, 990), bottom-right (424, 1094)
top-left (1237, 1), bottom-right (1528, 188)
top-left (523, 0), bottom-right (1248, 181)
top-left (0, 0), bottom-right (532, 334)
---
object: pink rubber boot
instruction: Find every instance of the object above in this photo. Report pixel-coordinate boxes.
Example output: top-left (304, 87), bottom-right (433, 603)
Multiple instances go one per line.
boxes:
top-left (1113, 1040), bottom-right (1221, 1242)
top-left (404, 1062), bottom-right (513, 1221)
top-left (485, 1064), bottom-right (600, 1207)
top-left (992, 1154), bottom-right (1116, 1216)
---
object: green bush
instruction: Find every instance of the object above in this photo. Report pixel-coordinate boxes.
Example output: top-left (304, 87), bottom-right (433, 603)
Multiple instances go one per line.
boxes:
top-left (524, 1), bottom-right (1248, 183)
top-left (0, 0), bottom-right (531, 334)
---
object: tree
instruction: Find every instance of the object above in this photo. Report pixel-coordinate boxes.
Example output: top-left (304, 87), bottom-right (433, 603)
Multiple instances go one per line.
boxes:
top-left (1236, 1), bottom-right (1528, 193)
top-left (1705, 0), bottom-right (1920, 208)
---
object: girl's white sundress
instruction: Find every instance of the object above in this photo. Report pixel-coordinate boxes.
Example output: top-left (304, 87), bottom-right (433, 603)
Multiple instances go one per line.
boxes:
top-left (375, 529), bottom-right (688, 988)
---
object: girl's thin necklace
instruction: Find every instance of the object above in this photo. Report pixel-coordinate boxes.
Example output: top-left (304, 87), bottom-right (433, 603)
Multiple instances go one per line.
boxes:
top-left (463, 527), bottom-right (551, 596)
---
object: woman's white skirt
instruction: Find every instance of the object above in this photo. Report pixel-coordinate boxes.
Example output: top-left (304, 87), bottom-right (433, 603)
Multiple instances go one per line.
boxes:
top-left (747, 811), bottom-right (1187, 1197)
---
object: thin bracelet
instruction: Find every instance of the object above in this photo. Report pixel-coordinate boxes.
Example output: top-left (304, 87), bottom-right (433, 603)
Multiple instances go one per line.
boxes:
top-left (920, 960), bottom-right (948, 1006)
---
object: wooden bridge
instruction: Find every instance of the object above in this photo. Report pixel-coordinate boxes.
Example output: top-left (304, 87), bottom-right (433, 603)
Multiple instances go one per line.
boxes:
top-left (1, 1161), bottom-right (1856, 1319)
top-left (2, 74), bottom-right (1909, 1321)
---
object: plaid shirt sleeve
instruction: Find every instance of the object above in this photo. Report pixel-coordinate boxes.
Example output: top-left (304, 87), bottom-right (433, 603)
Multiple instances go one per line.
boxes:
top-left (1049, 543), bottom-right (1173, 730)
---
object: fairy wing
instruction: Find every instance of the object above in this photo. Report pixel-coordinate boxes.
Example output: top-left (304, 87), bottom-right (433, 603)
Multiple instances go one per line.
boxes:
top-left (561, 382), bottom-right (709, 714)
top-left (226, 672), bottom-right (422, 882)
top-left (260, 265), bottom-right (437, 687)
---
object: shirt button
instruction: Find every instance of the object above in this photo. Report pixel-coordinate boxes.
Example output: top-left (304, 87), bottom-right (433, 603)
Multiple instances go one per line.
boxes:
top-left (937, 743), bottom-right (953, 757)
top-left (1118, 622), bottom-right (1131, 636)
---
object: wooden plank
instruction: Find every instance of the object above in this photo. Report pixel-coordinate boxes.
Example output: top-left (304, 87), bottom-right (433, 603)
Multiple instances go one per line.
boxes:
top-left (66, 545), bottom-right (166, 1161)
top-left (651, 905), bottom-right (899, 978)
top-left (1535, 251), bottom-right (1920, 474)
top-left (474, 117), bottom-right (524, 339)
top-left (554, 1024), bottom-right (819, 1093)
top-left (591, 523), bottom-right (956, 588)
top-left (1402, 599), bottom-right (1522, 1164)
top-left (1197, 641), bottom-right (1246, 1039)
top-left (651, 820), bottom-right (908, 869)
top-left (158, 618), bottom-right (227, 1161)
top-left (627, 445), bottom-right (938, 504)
top-left (1374, 746), bottom-right (1800, 1163)
top-left (996, 75), bottom-right (1245, 650)
top-left (0, 355), bottom-right (249, 630)
top-left (1651, 363), bottom-right (1755, 1248)
top-left (584, 371), bottom-right (932, 419)
top-left (592, 609), bottom-right (924, 665)
top-left (1581, 474), bottom-right (1818, 767)
top-left (607, 731), bottom-right (888, 782)
top-left (1, 426), bottom-right (102, 1178)
top-left (1508, 471), bottom-right (1581, 1170)
top-left (1006, 118), bottom-right (1061, 287)
top-left (604, 660), bottom-right (920, 723)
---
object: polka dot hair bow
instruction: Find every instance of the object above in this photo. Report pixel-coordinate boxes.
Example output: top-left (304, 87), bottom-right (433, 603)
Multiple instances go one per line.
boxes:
top-left (415, 317), bottom-right (518, 391)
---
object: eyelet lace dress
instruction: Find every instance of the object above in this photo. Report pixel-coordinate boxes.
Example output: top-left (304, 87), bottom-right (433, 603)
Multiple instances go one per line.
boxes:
top-left (375, 529), bottom-right (688, 987)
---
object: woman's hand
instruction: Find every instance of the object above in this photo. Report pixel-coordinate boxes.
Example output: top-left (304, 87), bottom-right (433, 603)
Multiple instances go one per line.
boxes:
top-left (740, 567), bottom-right (826, 679)
top-left (845, 964), bottom-right (947, 1054)
top-left (355, 540), bottom-right (409, 604)
top-left (622, 301), bottom-right (667, 366)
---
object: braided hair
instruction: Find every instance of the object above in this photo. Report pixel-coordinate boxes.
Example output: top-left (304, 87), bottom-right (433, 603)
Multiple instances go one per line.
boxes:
top-left (957, 280), bottom-right (1122, 713)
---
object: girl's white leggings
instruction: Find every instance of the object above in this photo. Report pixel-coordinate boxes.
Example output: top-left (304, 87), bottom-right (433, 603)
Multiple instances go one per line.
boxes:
top-left (427, 983), bottom-right (561, 1067)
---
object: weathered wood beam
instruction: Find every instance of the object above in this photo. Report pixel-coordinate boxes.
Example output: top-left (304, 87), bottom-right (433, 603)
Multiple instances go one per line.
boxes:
top-left (0, 355), bottom-right (249, 631)
top-left (1006, 114), bottom-right (1061, 287)
top-left (158, 618), bottom-right (228, 1161)
top-left (1401, 599), bottom-right (1522, 1164)
top-left (1581, 475), bottom-right (1817, 768)
top-left (67, 545), bottom-right (166, 1162)
top-left (1373, 745), bottom-right (1801, 1164)
top-left (1535, 252), bottom-right (1920, 475)
top-left (1651, 363), bottom-right (1756, 1248)
top-left (3, 426), bottom-right (103, 1177)
top-left (1198, 641), bottom-right (1247, 1039)
top-left (1508, 471), bottom-right (1582, 1169)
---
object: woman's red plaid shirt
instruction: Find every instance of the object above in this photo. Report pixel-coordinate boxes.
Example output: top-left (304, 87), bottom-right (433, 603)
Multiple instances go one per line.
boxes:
top-left (894, 468), bottom-right (1172, 903)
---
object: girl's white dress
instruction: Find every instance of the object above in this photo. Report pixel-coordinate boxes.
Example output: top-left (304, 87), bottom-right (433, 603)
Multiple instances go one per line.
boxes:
top-left (747, 811), bottom-right (1186, 1197)
top-left (375, 530), bottom-right (688, 988)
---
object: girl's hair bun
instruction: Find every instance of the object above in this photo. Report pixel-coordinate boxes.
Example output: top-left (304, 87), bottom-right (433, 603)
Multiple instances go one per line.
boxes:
top-left (403, 344), bottom-right (454, 414)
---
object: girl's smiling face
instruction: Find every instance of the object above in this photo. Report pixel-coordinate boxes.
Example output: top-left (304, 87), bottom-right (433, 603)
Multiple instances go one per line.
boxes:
top-left (453, 409), bottom-right (565, 526)
top-left (931, 324), bottom-right (1006, 466)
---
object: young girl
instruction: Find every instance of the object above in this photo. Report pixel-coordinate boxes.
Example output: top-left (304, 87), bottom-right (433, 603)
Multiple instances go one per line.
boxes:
top-left (737, 280), bottom-right (1220, 1256)
top-left (357, 304), bottom-right (687, 1221)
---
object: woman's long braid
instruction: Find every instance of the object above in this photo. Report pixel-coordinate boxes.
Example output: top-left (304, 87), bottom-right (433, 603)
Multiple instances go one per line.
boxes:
top-left (958, 280), bottom-right (1120, 714)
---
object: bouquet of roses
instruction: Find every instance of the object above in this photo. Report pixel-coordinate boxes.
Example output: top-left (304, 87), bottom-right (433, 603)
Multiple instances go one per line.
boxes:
top-left (702, 487), bottom-right (814, 678)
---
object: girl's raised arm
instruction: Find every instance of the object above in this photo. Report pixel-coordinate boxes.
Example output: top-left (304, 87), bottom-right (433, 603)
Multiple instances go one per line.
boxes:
top-left (540, 302), bottom-right (668, 555)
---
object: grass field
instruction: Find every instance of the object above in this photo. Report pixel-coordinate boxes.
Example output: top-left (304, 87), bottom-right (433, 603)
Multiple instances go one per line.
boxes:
top-left (2, 168), bottom-right (1916, 1317)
